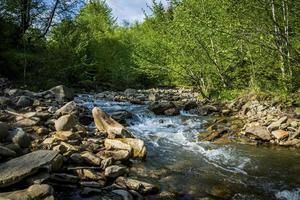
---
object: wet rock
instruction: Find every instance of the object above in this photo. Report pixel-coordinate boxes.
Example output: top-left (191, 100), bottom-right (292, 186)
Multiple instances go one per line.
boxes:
top-left (267, 116), bottom-right (288, 131)
top-left (111, 111), bottom-right (132, 124)
top-left (27, 184), bottom-right (54, 199)
top-left (245, 126), bottom-right (271, 141)
top-left (10, 128), bottom-right (31, 148)
top-left (70, 153), bottom-right (84, 164)
top-left (54, 114), bottom-right (77, 131)
top-left (112, 189), bottom-right (133, 200)
top-left (49, 85), bottom-right (74, 101)
top-left (105, 165), bottom-right (128, 178)
top-left (0, 150), bottom-right (58, 187)
top-left (271, 130), bottom-right (289, 140)
top-left (50, 173), bottom-right (79, 184)
top-left (0, 121), bottom-right (9, 140)
top-left (81, 152), bottom-right (102, 166)
top-left (148, 101), bottom-right (176, 115)
top-left (116, 177), bottom-right (159, 195)
top-left (118, 138), bottom-right (146, 159)
top-left (100, 150), bottom-right (130, 161)
top-left (0, 145), bottom-right (17, 157)
top-left (0, 184), bottom-right (54, 200)
top-left (104, 139), bottom-right (132, 153)
top-left (75, 169), bottom-right (105, 181)
top-left (55, 131), bottom-right (80, 141)
top-left (80, 181), bottom-right (105, 188)
top-left (92, 107), bottom-right (131, 138)
top-left (164, 108), bottom-right (179, 116)
top-left (49, 154), bottom-right (63, 172)
top-left (55, 101), bottom-right (78, 116)
top-left (15, 96), bottom-right (32, 108)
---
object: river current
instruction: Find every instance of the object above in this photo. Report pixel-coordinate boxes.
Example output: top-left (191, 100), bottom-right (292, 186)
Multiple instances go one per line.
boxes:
top-left (75, 95), bottom-right (300, 200)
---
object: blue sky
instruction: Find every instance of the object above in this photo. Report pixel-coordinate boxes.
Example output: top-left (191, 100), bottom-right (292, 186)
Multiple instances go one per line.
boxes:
top-left (106, 0), bottom-right (169, 25)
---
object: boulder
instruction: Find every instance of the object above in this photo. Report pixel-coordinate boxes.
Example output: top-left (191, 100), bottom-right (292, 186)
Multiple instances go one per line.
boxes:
top-left (49, 85), bottom-right (74, 101)
top-left (55, 101), bottom-right (78, 116)
top-left (119, 138), bottom-right (146, 159)
top-left (92, 107), bottom-right (131, 138)
top-left (54, 114), bottom-right (77, 131)
top-left (105, 165), bottom-right (128, 178)
top-left (164, 108), bottom-right (179, 116)
top-left (148, 101), bottom-right (176, 115)
top-left (111, 111), bottom-right (132, 124)
top-left (245, 126), bottom-right (271, 141)
top-left (104, 139), bottom-right (132, 152)
top-left (0, 184), bottom-right (53, 200)
top-left (0, 150), bottom-right (59, 187)
top-left (81, 152), bottom-right (102, 166)
top-left (50, 173), bottom-right (79, 184)
top-left (271, 130), bottom-right (289, 140)
top-left (116, 177), bottom-right (159, 195)
top-left (100, 150), bottom-right (130, 161)
top-left (10, 128), bottom-right (31, 148)
top-left (70, 153), bottom-right (84, 164)
top-left (75, 169), bottom-right (105, 181)
top-left (0, 121), bottom-right (9, 140)
top-left (0, 145), bottom-right (16, 157)
top-left (15, 96), bottom-right (32, 108)
top-left (268, 116), bottom-right (288, 131)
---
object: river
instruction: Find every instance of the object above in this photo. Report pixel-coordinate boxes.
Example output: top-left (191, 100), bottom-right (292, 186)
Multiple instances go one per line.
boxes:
top-left (75, 95), bottom-right (300, 200)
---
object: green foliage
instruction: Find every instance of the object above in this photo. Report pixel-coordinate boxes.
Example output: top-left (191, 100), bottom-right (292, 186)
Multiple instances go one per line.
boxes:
top-left (0, 0), bottom-right (299, 94)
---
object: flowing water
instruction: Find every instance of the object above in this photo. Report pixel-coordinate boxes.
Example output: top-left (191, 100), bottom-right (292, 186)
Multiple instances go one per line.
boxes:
top-left (76, 95), bottom-right (300, 200)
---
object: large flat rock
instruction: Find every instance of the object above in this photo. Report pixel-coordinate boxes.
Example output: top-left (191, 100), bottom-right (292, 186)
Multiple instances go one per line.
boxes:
top-left (0, 150), bottom-right (58, 188)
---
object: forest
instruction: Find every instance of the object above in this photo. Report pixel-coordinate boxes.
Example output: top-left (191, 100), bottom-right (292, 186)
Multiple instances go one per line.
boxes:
top-left (0, 0), bottom-right (300, 99)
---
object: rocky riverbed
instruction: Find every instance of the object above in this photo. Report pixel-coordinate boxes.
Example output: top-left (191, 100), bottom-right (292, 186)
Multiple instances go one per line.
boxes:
top-left (0, 81), bottom-right (300, 200)
top-left (0, 85), bottom-right (161, 200)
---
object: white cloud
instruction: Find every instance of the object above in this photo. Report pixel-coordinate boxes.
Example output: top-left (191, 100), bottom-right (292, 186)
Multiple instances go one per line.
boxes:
top-left (106, 0), bottom-right (169, 25)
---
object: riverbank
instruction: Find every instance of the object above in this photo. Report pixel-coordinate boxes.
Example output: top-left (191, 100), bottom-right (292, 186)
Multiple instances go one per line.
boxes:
top-left (0, 85), bottom-right (159, 199)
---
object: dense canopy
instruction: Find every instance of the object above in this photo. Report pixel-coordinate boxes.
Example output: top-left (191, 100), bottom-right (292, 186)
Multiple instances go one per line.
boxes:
top-left (1, 0), bottom-right (299, 98)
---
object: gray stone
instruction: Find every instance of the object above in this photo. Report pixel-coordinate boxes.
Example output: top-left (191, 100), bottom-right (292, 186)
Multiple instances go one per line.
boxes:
top-left (54, 114), bottom-right (77, 131)
top-left (11, 128), bottom-right (31, 148)
top-left (0, 150), bottom-right (58, 187)
top-left (49, 85), bottom-right (74, 101)
top-left (0, 145), bottom-right (16, 157)
top-left (268, 116), bottom-right (288, 131)
top-left (245, 126), bottom-right (271, 141)
top-left (0, 184), bottom-right (53, 200)
top-left (81, 152), bottom-right (102, 166)
top-left (15, 96), bottom-right (32, 108)
top-left (0, 122), bottom-right (9, 140)
top-left (116, 177), bottom-right (159, 195)
top-left (55, 101), bottom-right (78, 116)
top-left (105, 165), bottom-right (127, 178)
top-left (100, 150), bottom-right (130, 161)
